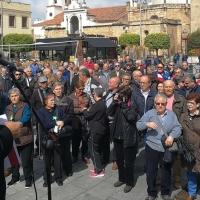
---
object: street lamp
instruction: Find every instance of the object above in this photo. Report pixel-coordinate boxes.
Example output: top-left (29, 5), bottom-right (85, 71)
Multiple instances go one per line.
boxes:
top-left (1, 0), bottom-right (11, 59)
top-left (133, 0), bottom-right (147, 46)
top-left (182, 29), bottom-right (188, 54)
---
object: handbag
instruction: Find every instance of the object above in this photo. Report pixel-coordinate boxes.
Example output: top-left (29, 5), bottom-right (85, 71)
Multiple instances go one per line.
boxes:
top-left (58, 126), bottom-right (73, 137)
top-left (154, 109), bottom-right (178, 153)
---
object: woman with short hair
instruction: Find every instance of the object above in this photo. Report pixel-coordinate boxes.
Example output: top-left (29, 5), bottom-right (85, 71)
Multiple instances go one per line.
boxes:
top-left (5, 88), bottom-right (33, 189)
top-left (180, 92), bottom-right (200, 200)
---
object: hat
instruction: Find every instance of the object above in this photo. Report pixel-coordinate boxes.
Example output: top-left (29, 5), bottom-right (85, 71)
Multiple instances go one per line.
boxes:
top-left (38, 76), bottom-right (47, 82)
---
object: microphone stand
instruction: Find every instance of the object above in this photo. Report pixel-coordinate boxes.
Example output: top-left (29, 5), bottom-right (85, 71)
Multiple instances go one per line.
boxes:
top-left (7, 65), bottom-right (53, 200)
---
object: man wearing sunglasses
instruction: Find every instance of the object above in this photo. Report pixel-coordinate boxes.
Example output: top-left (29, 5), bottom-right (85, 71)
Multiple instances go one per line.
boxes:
top-left (137, 94), bottom-right (182, 200)
top-left (110, 62), bottom-right (125, 81)
top-left (165, 62), bottom-right (175, 78)
top-left (152, 63), bottom-right (170, 83)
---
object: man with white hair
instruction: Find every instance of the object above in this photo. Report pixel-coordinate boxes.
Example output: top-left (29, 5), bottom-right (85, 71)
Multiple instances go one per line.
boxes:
top-left (83, 57), bottom-right (94, 70)
top-left (135, 60), bottom-right (145, 75)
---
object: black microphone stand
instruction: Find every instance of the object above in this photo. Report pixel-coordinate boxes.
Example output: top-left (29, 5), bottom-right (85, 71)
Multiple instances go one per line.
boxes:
top-left (7, 65), bottom-right (53, 200)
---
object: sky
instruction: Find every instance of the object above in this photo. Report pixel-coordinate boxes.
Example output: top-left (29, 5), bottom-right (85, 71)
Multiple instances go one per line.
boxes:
top-left (11, 0), bottom-right (130, 23)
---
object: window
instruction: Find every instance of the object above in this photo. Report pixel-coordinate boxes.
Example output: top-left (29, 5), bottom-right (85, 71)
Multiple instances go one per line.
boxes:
top-left (9, 16), bottom-right (15, 27)
top-left (22, 17), bottom-right (28, 28)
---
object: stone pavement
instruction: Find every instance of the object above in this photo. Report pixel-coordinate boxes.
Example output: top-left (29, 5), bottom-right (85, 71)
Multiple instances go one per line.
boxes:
top-left (5, 141), bottom-right (200, 200)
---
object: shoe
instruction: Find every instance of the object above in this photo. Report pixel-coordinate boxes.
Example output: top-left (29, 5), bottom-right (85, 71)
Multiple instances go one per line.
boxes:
top-left (124, 185), bottom-right (133, 193)
top-left (82, 157), bottom-right (90, 164)
top-left (4, 168), bottom-right (11, 177)
top-left (25, 181), bottom-right (32, 189)
top-left (65, 171), bottom-right (73, 177)
top-left (161, 195), bottom-right (172, 200)
top-left (114, 181), bottom-right (124, 187)
top-left (33, 151), bottom-right (39, 158)
top-left (72, 157), bottom-right (78, 164)
top-left (145, 196), bottom-right (156, 200)
top-left (185, 196), bottom-right (196, 200)
top-left (7, 179), bottom-right (20, 187)
top-left (56, 181), bottom-right (63, 186)
top-left (90, 171), bottom-right (105, 178)
top-left (89, 167), bottom-right (95, 173)
top-left (174, 181), bottom-right (181, 189)
top-left (112, 162), bottom-right (118, 170)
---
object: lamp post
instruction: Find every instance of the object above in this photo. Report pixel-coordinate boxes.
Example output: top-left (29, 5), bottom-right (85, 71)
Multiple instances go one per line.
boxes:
top-left (1, 0), bottom-right (11, 59)
top-left (133, 0), bottom-right (147, 46)
top-left (182, 29), bottom-right (188, 54)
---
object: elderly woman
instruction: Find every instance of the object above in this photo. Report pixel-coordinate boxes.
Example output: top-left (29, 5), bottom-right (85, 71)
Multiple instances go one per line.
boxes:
top-left (137, 94), bottom-right (182, 200)
top-left (82, 88), bottom-right (107, 178)
top-left (53, 82), bottom-right (74, 176)
top-left (5, 88), bottom-right (33, 189)
top-left (180, 92), bottom-right (200, 200)
top-left (37, 93), bottom-right (70, 187)
top-left (69, 80), bottom-right (92, 164)
top-left (107, 85), bottom-right (139, 193)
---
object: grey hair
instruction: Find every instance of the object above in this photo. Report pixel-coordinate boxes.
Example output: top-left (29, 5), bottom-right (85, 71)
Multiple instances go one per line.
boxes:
top-left (79, 68), bottom-right (90, 78)
top-left (163, 80), bottom-right (175, 87)
top-left (63, 62), bottom-right (68, 67)
top-left (154, 93), bottom-right (168, 103)
top-left (94, 87), bottom-right (104, 98)
top-left (175, 75), bottom-right (184, 84)
top-left (87, 57), bottom-right (91, 60)
top-left (174, 67), bottom-right (183, 72)
top-left (8, 88), bottom-right (21, 98)
top-left (184, 74), bottom-right (196, 83)
top-left (122, 73), bottom-right (131, 79)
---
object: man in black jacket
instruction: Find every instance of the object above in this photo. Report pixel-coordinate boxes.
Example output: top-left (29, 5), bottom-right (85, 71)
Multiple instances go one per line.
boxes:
top-left (0, 66), bottom-right (13, 93)
top-left (0, 122), bottom-right (22, 200)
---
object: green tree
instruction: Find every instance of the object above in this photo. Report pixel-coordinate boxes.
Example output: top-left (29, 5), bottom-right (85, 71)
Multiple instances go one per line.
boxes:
top-left (119, 33), bottom-right (140, 49)
top-left (187, 29), bottom-right (200, 52)
top-left (3, 33), bottom-right (34, 58)
top-left (144, 33), bottom-right (170, 56)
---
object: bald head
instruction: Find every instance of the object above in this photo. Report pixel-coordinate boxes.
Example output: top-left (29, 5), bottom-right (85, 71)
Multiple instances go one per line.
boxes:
top-left (132, 70), bottom-right (142, 82)
top-left (108, 77), bottom-right (120, 91)
top-left (163, 80), bottom-right (175, 97)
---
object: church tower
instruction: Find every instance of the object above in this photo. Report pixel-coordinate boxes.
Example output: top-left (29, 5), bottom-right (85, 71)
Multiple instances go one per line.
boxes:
top-left (46, 0), bottom-right (64, 20)
top-left (190, 0), bottom-right (200, 32)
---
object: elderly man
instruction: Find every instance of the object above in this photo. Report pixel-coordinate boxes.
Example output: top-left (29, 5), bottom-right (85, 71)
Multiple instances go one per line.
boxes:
top-left (0, 66), bottom-right (12, 93)
top-left (104, 77), bottom-right (121, 170)
top-left (131, 70), bottom-right (142, 89)
top-left (24, 67), bottom-right (38, 95)
top-left (58, 65), bottom-right (70, 84)
top-left (43, 68), bottom-right (52, 79)
top-left (94, 63), bottom-right (100, 76)
top-left (152, 63), bottom-right (170, 83)
top-left (122, 73), bottom-right (132, 87)
top-left (182, 61), bottom-right (192, 74)
top-left (135, 60), bottom-right (145, 75)
top-left (165, 62), bottom-right (175, 78)
top-left (56, 70), bottom-right (70, 95)
top-left (178, 74), bottom-right (200, 97)
top-left (110, 62), bottom-right (125, 80)
top-left (174, 75), bottom-right (184, 94)
top-left (79, 68), bottom-right (101, 103)
top-left (164, 80), bottom-right (186, 189)
top-left (83, 57), bottom-right (94, 70)
top-left (137, 94), bottom-right (182, 200)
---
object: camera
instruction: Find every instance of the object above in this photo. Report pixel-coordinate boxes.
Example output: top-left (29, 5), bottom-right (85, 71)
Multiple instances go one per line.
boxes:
top-left (118, 92), bottom-right (126, 102)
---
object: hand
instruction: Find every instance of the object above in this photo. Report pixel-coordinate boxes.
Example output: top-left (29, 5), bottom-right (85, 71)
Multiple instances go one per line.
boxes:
top-left (82, 107), bottom-right (87, 111)
top-left (56, 120), bottom-right (64, 129)
top-left (146, 122), bottom-right (158, 130)
top-left (165, 136), bottom-right (174, 147)
top-left (114, 93), bottom-right (119, 101)
top-left (4, 121), bottom-right (23, 140)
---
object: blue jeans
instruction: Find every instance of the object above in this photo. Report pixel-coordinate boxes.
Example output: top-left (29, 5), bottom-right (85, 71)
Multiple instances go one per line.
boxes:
top-left (187, 171), bottom-right (197, 196)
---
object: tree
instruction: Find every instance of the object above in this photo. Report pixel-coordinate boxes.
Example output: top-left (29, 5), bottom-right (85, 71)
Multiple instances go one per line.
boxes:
top-left (187, 29), bottom-right (200, 52)
top-left (144, 33), bottom-right (170, 56)
top-left (119, 33), bottom-right (140, 49)
top-left (3, 33), bottom-right (34, 58)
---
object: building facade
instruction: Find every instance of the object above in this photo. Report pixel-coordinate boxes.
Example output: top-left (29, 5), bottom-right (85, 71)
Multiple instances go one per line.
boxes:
top-left (32, 0), bottom-right (199, 57)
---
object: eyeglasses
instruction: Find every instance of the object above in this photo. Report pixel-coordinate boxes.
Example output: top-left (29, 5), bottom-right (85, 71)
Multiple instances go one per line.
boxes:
top-left (123, 78), bottom-right (131, 81)
top-left (155, 102), bottom-right (165, 106)
top-left (115, 65), bottom-right (120, 67)
top-left (37, 71), bottom-right (42, 73)
top-left (140, 82), bottom-right (149, 84)
top-left (169, 64), bottom-right (174, 66)
top-left (157, 67), bottom-right (163, 69)
top-left (78, 88), bottom-right (84, 91)
top-left (186, 101), bottom-right (196, 105)
top-left (15, 74), bottom-right (21, 76)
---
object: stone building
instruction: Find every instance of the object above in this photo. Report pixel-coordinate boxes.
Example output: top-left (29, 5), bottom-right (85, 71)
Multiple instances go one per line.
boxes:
top-left (32, 0), bottom-right (199, 56)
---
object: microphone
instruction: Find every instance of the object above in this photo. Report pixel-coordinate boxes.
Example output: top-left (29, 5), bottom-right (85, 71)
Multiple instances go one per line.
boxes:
top-left (0, 58), bottom-right (17, 71)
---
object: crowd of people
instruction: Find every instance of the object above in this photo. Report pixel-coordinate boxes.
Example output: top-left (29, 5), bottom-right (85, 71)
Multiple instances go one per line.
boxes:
top-left (0, 55), bottom-right (200, 200)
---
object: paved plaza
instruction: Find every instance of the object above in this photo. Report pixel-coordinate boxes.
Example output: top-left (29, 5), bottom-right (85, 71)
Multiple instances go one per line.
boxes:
top-left (5, 141), bottom-right (200, 200)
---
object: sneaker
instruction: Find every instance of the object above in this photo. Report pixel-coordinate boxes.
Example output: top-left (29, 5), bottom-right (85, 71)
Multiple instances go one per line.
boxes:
top-left (90, 171), bottom-right (105, 178)
top-left (25, 181), bottom-right (32, 189)
top-left (7, 179), bottom-right (20, 187)
top-left (89, 167), bottom-right (105, 173)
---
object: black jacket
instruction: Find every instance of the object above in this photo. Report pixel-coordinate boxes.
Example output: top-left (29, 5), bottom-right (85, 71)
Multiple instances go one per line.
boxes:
top-left (0, 74), bottom-right (13, 93)
top-left (130, 79), bottom-right (140, 90)
top-left (107, 100), bottom-right (139, 147)
top-left (0, 125), bottom-right (13, 200)
top-left (83, 99), bottom-right (108, 135)
top-left (178, 84), bottom-right (200, 97)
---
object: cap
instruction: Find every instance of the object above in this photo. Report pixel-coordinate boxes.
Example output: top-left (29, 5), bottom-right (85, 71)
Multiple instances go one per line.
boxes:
top-left (38, 76), bottom-right (47, 82)
top-left (126, 62), bottom-right (132, 66)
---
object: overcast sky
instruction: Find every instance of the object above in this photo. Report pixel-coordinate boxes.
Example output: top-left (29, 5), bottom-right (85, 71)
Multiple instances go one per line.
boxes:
top-left (11, 0), bottom-right (134, 23)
